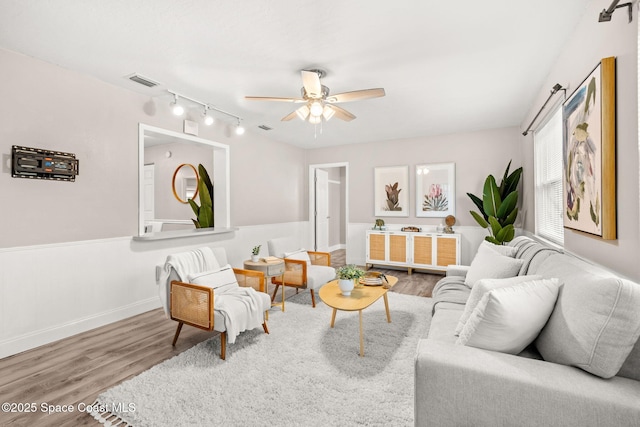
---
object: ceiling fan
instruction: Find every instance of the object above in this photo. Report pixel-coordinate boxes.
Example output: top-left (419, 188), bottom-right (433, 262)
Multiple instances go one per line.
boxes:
top-left (245, 69), bottom-right (385, 124)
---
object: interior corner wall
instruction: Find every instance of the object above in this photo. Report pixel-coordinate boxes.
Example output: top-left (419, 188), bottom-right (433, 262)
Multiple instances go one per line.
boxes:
top-left (306, 127), bottom-right (523, 228)
top-left (520, 0), bottom-right (639, 281)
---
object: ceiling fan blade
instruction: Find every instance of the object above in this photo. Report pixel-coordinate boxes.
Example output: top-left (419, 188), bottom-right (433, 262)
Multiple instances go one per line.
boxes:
top-left (281, 110), bottom-right (298, 121)
top-left (245, 96), bottom-right (305, 103)
top-left (326, 104), bottom-right (356, 121)
top-left (301, 70), bottom-right (322, 98)
top-left (326, 88), bottom-right (386, 103)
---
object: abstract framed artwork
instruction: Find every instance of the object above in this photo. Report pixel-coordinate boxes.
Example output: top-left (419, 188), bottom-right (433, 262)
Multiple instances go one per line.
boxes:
top-left (415, 162), bottom-right (456, 218)
top-left (374, 165), bottom-right (409, 217)
top-left (562, 56), bottom-right (616, 240)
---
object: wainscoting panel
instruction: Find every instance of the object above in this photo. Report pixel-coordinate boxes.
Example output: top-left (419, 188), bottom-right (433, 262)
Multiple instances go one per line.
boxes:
top-left (0, 221), bottom-right (308, 359)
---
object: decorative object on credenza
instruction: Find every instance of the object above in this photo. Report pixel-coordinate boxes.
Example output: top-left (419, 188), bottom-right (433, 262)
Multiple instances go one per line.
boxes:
top-left (251, 245), bottom-right (261, 262)
top-left (11, 145), bottom-right (79, 182)
top-left (172, 163), bottom-right (199, 204)
top-left (187, 164), bottom-right (214, 228)
top-left (444, 215), bottom-right (456, 234)
top-left (416, 163), bottom-right (456, 217)
top-left (562, 57), bottom-right (616, 240)
top-left (374, 166), bottom-right (409, 217)
top-left (467, 160), bottom-right (522, 245)
top-left (373, 218), bottom-right (386, 230)
top-left (335, 264), bottom-right (365, 296)
top-left (401, 226), bottom-right (421, 232)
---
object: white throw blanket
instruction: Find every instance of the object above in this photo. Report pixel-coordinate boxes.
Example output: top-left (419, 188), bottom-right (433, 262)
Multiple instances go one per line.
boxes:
top-left (215, 287), bottom-right (265, 344)
top-left (159, 247), bottom-right (220, 317)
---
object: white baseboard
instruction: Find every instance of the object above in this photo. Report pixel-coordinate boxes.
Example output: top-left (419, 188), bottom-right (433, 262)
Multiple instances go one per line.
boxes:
top-left (0, 297), bottom-right (161, 359)
top-left (328, 243), bottom-right (346, 252)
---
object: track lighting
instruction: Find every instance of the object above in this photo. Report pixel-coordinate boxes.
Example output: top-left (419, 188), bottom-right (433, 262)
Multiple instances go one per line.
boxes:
top-left (235, 119), bottom-right (245, 135)
top-left (166, 89), bottom-right (243, 134)
top-left (203, 106), bottom-right (214, 126)
top-left (170, 94), bottom-right (184, 116)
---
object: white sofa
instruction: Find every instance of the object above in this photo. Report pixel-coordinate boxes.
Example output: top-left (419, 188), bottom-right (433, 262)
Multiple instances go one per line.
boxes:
top-left (415, 236), bottom-right (640, 427)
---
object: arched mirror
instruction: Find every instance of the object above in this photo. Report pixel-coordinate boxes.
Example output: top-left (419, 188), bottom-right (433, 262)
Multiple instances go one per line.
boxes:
top-left (172, 163), bottom-right (199, 204)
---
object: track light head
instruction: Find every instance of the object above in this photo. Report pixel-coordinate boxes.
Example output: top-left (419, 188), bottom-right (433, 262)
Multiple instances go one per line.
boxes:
top-left (235, 120), bottom-right (245, 135)
top-left (170, 94), bottom-right (184, 116)
top-left (203, 106), bottom-right (214, 125)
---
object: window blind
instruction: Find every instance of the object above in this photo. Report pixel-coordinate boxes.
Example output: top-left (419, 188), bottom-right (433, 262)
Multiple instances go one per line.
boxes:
top-left (534, 107), bottom-right (564, 245)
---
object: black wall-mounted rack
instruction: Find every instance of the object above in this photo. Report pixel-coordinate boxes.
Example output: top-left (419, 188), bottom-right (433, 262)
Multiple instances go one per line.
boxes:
top-left (11, 145), bottom-right (79, 182)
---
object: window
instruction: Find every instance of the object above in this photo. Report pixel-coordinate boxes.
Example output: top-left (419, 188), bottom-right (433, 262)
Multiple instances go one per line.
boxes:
top-left (534, 107), bottom-right (564, 245)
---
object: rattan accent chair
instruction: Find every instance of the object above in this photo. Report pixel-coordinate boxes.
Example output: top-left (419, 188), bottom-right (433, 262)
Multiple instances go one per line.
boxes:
top-left (162, 247), bottom-right (270, 360)
top-left (267, 237), bottom-right (336, 307)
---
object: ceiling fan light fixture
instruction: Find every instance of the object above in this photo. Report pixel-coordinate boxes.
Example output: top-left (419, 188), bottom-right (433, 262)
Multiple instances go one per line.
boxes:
top-left (322, 105), bottom-right (335, 121)
top-left (296, 105), bottom-right (310, 120)
top-left (309, 101), bottom-right (324, 117)
top-left (308, 115), bottom-right (322, 124)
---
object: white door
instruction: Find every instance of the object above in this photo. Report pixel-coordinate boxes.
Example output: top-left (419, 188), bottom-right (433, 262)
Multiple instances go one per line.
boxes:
top-left (143, 164), bottom-right (155, 221)
top-left (315, 169), bottom-right (329, 252)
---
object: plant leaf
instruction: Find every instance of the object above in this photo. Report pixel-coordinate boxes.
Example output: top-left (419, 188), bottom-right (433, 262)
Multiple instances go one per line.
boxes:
top-left (467, 193), bottom-right (486, 219)
top-left (497, 191), bottom-right (518, 219)
top-left (503, 207), bottom-right (518, 226)
top-left (488, 216), bottom-right (502, 238)
top-left (502, 167), bottom-right (522, 198)
top-left (485, 236), bottom-right (501, 245)
top-left (470, 210), bottom-right (489, 228)
top-left (482, 175), bottom-right (501, 217)
top-left (499, 160), bottom-right (512, 196)
top-left (497, 224), bottom-right (515, 243)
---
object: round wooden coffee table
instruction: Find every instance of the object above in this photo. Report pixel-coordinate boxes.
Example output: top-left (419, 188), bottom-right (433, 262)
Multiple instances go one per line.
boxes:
top-left (319, 275), bottom-right (398, 357)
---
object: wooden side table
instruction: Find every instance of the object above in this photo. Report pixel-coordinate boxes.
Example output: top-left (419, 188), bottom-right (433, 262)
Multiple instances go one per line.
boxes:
top-left (243, 259), bottom-right (287, 311)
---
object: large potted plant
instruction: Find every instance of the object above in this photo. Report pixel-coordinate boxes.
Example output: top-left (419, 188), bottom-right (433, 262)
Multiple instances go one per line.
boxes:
top-left (188, 164), bottom-right (214, 228)
top-left (467, 161), bottom-right (522, 245)
top-left (335, 264), bottom-right (365, 296)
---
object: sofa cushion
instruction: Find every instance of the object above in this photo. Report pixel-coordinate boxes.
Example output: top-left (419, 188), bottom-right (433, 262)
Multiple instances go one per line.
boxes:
top-left (457, 278), bottom-right (560, 354)
top-left (284, 248), bottom-right (312, 265)
top-left (618, 338), bottom-right (640, 381)
top-left (535, 253), bottom-right (640, 379)
top-left (188, 264), bottom-right (239, 295)
top-left (481, 240), bottom-right (517, 257)
top-left (464, 243), bottom-right (524, 288)
top-left (454, 275), bottom-right (543, 336)
top-left (306, 265), bottom-right (336, 290)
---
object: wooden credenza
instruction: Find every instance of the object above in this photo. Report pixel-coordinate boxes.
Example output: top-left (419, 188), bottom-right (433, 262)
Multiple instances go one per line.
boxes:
top-left (365, 230), bottom-right (460, 274)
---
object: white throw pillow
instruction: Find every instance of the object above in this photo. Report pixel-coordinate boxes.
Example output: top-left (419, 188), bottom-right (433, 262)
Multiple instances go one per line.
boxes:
top-left (454, 275), bottom-right (543, 336)
top-left (284, 248), bottom-right (311, 265)
top-left (464, 243), bottom-right (524, 288)
top-left (457, 278), bottom-right (561, 354)
top-left (188, 264), bottom-right (239, 295)
top-left (481, 240), bottom-right (518, 257)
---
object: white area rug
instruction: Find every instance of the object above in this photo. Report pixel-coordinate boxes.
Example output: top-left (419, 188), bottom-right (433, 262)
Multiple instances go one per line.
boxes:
top-left (96, 291), bottom-right (433, 426)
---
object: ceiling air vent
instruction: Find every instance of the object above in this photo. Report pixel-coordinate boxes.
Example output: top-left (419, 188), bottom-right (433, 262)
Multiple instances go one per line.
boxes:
top-left (258, 125), bottom-right (273, 131)
top-left (127, 73), bottom-right (160, 88)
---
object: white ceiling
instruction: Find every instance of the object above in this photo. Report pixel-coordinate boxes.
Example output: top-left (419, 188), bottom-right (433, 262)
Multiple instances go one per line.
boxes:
top-left (0, 0), bottom-right (592, 148)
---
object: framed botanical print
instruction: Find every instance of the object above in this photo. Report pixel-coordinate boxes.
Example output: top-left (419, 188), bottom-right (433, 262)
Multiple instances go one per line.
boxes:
top-left (415, 162), bottom-right (455, 218)
top-left (562, 57), bottom-right (616, 239)
top-left (374, 166), bottom-right (409, 217)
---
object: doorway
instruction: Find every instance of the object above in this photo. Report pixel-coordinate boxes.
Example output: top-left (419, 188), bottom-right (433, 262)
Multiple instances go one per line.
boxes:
top-left (309, 163), bottom-right (349, 257)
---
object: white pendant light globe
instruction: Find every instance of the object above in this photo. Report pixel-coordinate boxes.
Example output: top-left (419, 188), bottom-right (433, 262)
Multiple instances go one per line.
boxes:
top-left (309, 101), bottom-right (324, 117)
top-left (172, 103), bottom-right (184, 116)
top-left (204, 113), bottom-right (214, 126)
top-left (235, 124), bottom-right (245, 135)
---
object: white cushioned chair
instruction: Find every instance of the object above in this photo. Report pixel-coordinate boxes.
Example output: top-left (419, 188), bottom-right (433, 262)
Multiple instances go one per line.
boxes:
top-left (267, 237), bottom-right (336, 307)
top-left (160, 247), bottom-right (270, 360)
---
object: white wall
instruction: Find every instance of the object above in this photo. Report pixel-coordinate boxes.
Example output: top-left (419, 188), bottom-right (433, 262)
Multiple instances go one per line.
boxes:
top-left (520, 1), bottom-right (639, 280)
